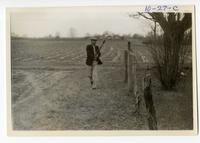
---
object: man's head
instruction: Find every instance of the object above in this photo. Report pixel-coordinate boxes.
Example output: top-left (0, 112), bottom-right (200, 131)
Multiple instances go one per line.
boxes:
top-left (90, 37), bottom-right (97, 46)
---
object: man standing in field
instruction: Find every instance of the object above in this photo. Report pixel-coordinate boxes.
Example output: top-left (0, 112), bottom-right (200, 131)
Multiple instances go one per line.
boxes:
top-left (86, 37), bottom-right (102, 89)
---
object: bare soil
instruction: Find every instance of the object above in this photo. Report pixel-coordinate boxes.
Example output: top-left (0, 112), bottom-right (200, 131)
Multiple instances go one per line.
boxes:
top-left (11, 39), bottom-right (193, 130)
top-left (12, 66), bottom-right (148, 130)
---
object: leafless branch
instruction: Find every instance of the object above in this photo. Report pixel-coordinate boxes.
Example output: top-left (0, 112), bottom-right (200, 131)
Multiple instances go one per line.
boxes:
top-left (137, 12), bottom-right (155, 21)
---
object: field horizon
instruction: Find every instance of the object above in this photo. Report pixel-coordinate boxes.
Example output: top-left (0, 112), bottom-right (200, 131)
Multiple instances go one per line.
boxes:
top-left (10, 38), bottom-right (193, 130)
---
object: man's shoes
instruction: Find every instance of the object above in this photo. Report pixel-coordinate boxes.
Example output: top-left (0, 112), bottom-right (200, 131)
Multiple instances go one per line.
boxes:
top-left (88, 76), bottom-right (93, 85)
top-left (92, 84), bottom-right (96, 89)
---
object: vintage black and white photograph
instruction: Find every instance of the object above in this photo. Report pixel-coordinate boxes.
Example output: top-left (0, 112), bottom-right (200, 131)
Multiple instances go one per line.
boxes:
top-left (7, 6), bottom-right (197, 134)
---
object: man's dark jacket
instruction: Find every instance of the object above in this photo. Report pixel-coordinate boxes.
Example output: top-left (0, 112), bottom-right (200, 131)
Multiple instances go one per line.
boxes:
top-left (86, 44), bottom-right (103, 66)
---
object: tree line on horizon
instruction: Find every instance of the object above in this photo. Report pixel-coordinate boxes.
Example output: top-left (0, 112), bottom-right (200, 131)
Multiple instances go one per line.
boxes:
top-left (11, 30), bottom-right (146, 41)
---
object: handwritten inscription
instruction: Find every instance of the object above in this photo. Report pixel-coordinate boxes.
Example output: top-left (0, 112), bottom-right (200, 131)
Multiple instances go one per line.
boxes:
top-left (145, 5), bottom-right (179, 12)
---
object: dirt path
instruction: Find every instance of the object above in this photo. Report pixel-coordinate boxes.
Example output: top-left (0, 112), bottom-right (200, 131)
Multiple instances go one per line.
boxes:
top-left (12, 66), bottom-right (147, 130)
top-left (11, 39), bottom-right (193, 130)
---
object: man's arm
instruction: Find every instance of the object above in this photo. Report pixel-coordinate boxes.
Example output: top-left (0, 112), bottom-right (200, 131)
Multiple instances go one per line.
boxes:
top-left (96, 46), bottom-right (101, 57)
top-left (86, 45), bottom-right (90, 58)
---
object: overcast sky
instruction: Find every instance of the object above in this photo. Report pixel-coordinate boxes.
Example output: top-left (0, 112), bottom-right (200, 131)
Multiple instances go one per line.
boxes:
top-left (10, 7), bottom-right (152, 38)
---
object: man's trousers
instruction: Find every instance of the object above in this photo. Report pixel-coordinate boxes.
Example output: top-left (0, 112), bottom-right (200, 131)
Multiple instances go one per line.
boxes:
top-left (88, 61), bottom-right (98, 89)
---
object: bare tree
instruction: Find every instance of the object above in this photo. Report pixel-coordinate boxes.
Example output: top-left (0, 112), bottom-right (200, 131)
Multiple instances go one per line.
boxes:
top-left (55, 32), bottom-right (60, 39)
top-left (130, 12), bottom-right (192, 90)
top-left (85, 33), bottom-right (91, 39)
top-left (69, 27), bottom-right (76, 38)
top-left (48, 34), bottom-right (52, 39)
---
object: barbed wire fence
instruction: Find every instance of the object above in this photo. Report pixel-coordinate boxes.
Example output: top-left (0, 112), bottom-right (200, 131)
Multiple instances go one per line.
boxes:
top-left (124, 41), bottom-right (157, 130)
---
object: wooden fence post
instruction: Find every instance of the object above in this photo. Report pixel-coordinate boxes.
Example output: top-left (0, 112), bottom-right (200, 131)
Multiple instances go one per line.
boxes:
top-left (143, 68), bottom-right (157, 130)
top-left (128, 41), bottom-right (133, 94)
top-left (132, 44), bottom-right (137, 97)
top-left (124, 50), bottom-right (128, 83)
